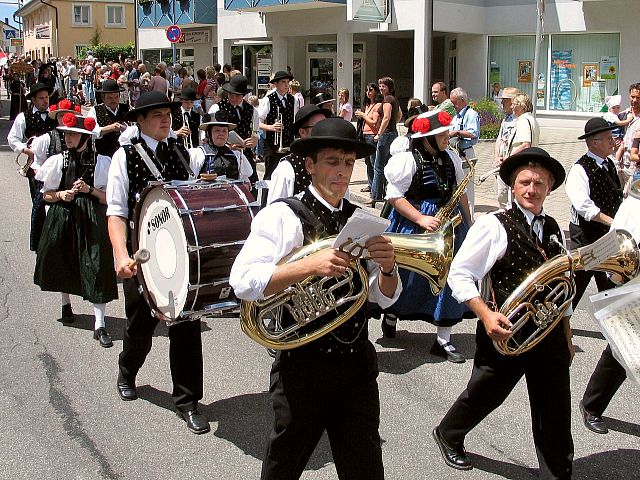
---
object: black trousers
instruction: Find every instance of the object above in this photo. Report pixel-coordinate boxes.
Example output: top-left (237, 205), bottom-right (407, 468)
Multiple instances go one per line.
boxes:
top-left (263, 142), bottom-right (288, 181)
top-left (118, 277), bottom-right (203, 411)
top-left (28, 170), bottom-right (46, 252)
top-left (582, 344), bottom-right (627, 416)
top-left (261, 342), bottom-right (384, 480)
top-left (438, 322), bottom-right (573, 480)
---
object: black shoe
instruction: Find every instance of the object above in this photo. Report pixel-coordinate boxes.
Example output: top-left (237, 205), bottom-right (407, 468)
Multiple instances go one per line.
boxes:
top-left (116, 375), bottom-right (138, 401)
top-left (93, 328), bottom-right (113, 348)
top-left (177, 409), bottom-right (211, 434)
top-left (360, 186), bottom-right (371, 193)
top-left (381, 318), bottom-right (396, 338)
top-left (60, 304), bottom-right (75, 323)
top-left (430, 340), bottom-right (466, 363)
top-left (432, 427), bottom-right (473, 471)
top-left (579, 401), bottom-right (608, 434)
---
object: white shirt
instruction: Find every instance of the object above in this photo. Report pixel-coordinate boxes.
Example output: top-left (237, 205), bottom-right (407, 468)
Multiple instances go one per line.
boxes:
top-left (389, 135), bottom-right (411, 157)
top-left (447, 201), bottom-right (570, 316)
top-left (230, 185), bottom-right (402, 305)
top-left (611, 195), bottom-right (640, 242)
top-left (507, 112), bottom-right (540, 155)
top-left (188, 145), bottom-right (253, 182)
top-left (36, 152), bottom-right (111, 192)
top-left (339, 102), bottom-right (353, 122)
top-left (384, 148), bottom-right (466, 200)
top-left (266, 159), bottom-right (296, 204)
top-left (565, 150), bottom-right (612, 222)
top-left (87, 104), bottom-right (120, 139)
top-left (257, 92), bottom-right (288, 121)
top-left (8, 107), bottom-right (50, 153)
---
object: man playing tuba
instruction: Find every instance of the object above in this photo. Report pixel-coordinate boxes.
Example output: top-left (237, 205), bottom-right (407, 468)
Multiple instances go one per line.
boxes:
top-left (433, 147), bottom-right (575, 478)
top-left (230, 118), bottom-right (401, 480)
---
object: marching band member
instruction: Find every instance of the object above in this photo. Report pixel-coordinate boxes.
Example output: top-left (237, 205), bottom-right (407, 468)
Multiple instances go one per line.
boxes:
top-left (8, 82), bottom-right (57, 252)
top-left (230, 118), bottom-right (401, 479)
top-left (172, 86), bottom-right (201, 149)
top-left (107, 91), bottom-right (209, 434)
top-left (380, 109), bottom-right (471, 363)
top-left (88, 79), bottom-right (130, 158)
top-left (266, 104), bottom-right (331, 204)
top-left (34, 113), bottom-right (117, 346)
top-left (189, 110), bottom-right (253, 181)
top-left (433, 148), bottom-right (573, 478)
top-left (257, 70), bottom-right (295, 179)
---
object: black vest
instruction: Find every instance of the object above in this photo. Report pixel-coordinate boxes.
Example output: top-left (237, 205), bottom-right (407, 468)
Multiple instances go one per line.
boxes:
top-left (405, 148), bottom-right (456, 204)
top-left (217, 98), bottom-right (254, 140)
top-left (46, 129), bottom-right (64, 158)
top-left (279, 153), bottom-right (310, 195)
top-left (199, 144), bottom-right (239, 179)
top-left (280, 189), bottom-right (369, 354)
top-left (171, 107), bottom-right (200, 148)
top-left (123, 137), bottom-right (190, 222)
top-left (24, 109), bottom-right (56, 139)
top-left (57, 149), bottom-right (96, 198)
top-left (571, 154), bottom-right (623, 244)
top-left (94, 103), bottom-right (130, 158)
top-left (264, 91), bottom-right (294, 147)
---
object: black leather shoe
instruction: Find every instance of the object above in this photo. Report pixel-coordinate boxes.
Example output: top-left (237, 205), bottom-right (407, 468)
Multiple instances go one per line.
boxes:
top-left (116, 375), bottom-right (138, 401)
top-left (432, 427), bottom-right (473, 471)
top-left (177, 409), bottom-right (211, 434)
top-left (93, 328), bottom-right (113, 348)
top-left (60, 304), bottom-right (75, 323)
top-left (381, 317), bottom-right (397, 338)
top-left (579, 401), bottom-right (608, 434)
top-left (430, 340), bottom-right (465, 363)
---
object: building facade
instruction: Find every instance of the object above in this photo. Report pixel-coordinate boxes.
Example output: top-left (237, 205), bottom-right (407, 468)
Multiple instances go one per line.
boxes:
top-left (16, 0), bottom-right (136, 60)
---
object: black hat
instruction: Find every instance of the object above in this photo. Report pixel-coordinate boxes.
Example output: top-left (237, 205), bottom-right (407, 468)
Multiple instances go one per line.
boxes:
top-left (312, 91), bottom-right (334, 106)
top-left (179, 87), bottom-right (197, 101)
top-left (124, 91), bottom-right (180, 122)
top-left (26, 82), bottom-right (53, 99)
top-left (404, 105), bottom-right (429, 130)
top-left (270, 70), bottom-right (293, 83)
top-left (290, 117), bottom-right (375, 159)
top-left (222, 75), bottom-right (252, 95)
top-left (499, 147), bottom-right (566, 191)
top-left (95, 79), bottom-right (124, 93)
top-left (199, 109), bottom-right (237, 131)
top-left (578, 117), bottom-right (617, 140)
top-left (292, 104), bottom-right (332, 133)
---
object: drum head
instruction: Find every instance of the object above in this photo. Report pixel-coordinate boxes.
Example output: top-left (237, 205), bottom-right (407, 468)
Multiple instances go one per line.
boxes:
top-left (137, 187), bottom-right (190, 319)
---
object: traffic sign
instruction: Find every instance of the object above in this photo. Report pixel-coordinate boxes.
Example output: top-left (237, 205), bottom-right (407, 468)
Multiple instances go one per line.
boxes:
top-left (166, 25), bottom-right (182, 43)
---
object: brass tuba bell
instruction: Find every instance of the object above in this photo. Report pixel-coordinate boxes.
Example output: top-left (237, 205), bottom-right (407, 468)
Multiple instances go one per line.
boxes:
top-left (492, 229), bottom-right (640, 356)
top-left (240, 216), bottom-right (461, 350)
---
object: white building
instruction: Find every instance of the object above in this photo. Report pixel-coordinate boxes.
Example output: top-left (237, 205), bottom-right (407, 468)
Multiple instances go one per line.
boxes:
top-left (137, 0), bottom-right (638, 117)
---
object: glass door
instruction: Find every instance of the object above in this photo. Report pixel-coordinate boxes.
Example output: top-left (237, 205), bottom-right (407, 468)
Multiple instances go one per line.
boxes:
top-left (309, 57), bottom-right (335, 100)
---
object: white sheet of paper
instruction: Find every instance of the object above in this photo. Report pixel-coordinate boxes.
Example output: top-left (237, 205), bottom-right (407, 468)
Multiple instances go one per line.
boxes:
top-left (333, 208), bottom-right (390, 258)
top-left (578, 229), bottom-right (620, 271)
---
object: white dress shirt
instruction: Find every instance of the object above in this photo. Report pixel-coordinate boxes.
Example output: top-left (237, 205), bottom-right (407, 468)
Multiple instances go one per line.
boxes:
top-left (37, 153), bottom-right (111, 192)
top-left (384, 147), bottom-right (466, 200)
top-left (611, 195), bottom-right (640, 243)
top-left (565, 150), bottom-right (613, 222)
top-left (266, 160), bottom-right (296, 204)
top-left (188, 145), bottom-right (253, 181)
top-left (30, 130), bottom-right (54, 170)
top-left (230, 185), bottom-right (402, 305)
top-left (8, 107), bottom-right (50, 153)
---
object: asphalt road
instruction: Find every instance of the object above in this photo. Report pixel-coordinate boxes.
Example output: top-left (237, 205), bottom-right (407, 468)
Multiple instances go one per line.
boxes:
top-left (0, 113), bottom-right (638, 480)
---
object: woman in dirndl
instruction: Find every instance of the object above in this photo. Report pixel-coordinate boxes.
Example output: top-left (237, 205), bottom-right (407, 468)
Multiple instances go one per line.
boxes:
top-left (34, 113), bottom-right (118, 348)
top-left (382, 108), bottom-right (472, 363)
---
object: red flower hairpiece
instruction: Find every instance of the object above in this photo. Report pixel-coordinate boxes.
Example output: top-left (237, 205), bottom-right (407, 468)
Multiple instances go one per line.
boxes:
top-left (83, 117), bottom-right (96, 131)
top-left (49, 104), bottom-right (58, 112)
top-left (58, 99), bottom-right (73, 110)
top-left (74, 105), bottom-right (82, 113)
top-left (62, 113), bottom-right (77, 127)
top-left (412, 117), bottom-right (431, 134)
top-left (437, 111), bottom-right (452, 126)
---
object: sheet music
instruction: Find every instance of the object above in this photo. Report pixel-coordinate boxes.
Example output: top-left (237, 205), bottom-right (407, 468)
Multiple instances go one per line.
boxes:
top-left (333, 208), bottom-right (390, 258)
top-left (578, 229), bottom-right (620, 271)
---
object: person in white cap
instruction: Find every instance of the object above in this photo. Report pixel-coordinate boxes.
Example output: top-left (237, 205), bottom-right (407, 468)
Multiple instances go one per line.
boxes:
top-left (602, 94), bottom-right (634, 151)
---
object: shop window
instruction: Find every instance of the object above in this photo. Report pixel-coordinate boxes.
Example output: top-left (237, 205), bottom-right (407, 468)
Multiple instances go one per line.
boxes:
top-left (308, 44), bottom-right (337, 53)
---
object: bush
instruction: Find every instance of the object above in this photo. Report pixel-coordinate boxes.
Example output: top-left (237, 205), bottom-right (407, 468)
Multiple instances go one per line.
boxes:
top-left (78, 42), bottom-right (135, 62)
top-left (470, 97), bottom-right (503, 140)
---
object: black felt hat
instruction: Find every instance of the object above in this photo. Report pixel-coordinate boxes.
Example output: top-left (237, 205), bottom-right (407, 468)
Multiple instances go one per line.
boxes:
top-left (499, 147), bottom-right (566, 191)
top-left (578, 117), bottom-right (617, 140)
top-left (222, 75), bottom-right (252, 95)
top-left (312, 91), bottom-right (334, 106)
top-left (178, 87), bottom-right (197, 101)
top-left (404, 105), bottom-right (429, 130)
top-left (290, 117), bottom-right (375, 159)
top-left (26, 82), bottom-right (54, 99)
top-left (124, 91), bottom-right (181, 122)
top-left (95, 79), bottom-right (124, 93)
top-left (270, 70), bottom-right (293, 83)
top-left (292, 104), bottom-right (332, 133)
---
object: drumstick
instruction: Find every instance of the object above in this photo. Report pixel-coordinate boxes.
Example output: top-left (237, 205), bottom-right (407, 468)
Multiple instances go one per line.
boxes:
top-left (127, 248), bottom-right (151, 269)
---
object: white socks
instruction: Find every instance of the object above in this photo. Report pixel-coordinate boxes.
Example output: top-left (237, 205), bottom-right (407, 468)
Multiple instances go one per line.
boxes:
top-left (437, 326), bottom-right (455, 351)
top-left (93, 303), bottom-right (106, 330)
top-left (61, 293), bottom-right (71, 305)
top-left (384, 314), bottom-right (397, 326)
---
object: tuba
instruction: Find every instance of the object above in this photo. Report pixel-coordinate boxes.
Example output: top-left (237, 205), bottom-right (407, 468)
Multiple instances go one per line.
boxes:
top-left (240, 216), bottom-right (460, 350)
top-left (491, 229), bottom-right (639, 356)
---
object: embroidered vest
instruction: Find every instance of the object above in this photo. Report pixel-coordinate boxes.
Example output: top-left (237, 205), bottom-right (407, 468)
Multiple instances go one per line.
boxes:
top-left (264, 91), bottom-right (294, 147)
top-left (279, 153), bottom-right (310, 195)
top-left (94, 103), bottom-right (130, 158)
top-left (24, 109), bottom-right (56, 139)
top-left (405, 149), bottom-right (456, 204)
top-left (171, 107), bottom-right (200, 148)
top-left (217, 98), bottom-right (254, 140)
top-left (199, 144), bottom-right (239, 179)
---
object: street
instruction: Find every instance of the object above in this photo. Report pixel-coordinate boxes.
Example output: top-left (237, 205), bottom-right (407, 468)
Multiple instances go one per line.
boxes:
top-left (0, 112), bottom-right (638, 480)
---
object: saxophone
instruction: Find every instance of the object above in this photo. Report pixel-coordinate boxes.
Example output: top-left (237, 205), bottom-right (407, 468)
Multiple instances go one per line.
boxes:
top-left (434, 154), bottom-right (474, 223)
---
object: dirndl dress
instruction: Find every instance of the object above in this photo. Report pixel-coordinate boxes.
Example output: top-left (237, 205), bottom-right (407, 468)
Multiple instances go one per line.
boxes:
top-left (34, 151), bottom-right (118, 304)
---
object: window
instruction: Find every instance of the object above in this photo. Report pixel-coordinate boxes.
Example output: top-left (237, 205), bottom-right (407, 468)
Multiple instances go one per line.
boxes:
top-left (105, 5), bottom-right (124, 27)
top-left (72, 4), bottom-right (91, 26)
top-left (75, 44), bottom-right (89, 57)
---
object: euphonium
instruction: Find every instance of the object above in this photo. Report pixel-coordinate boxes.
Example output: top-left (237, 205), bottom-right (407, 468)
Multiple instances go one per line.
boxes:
top-left (240, 216), bottom-right (460, 350)
top-left (492, 229), bottom-right (639, 356)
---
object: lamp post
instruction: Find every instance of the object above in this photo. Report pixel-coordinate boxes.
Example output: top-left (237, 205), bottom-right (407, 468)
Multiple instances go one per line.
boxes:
top-left (532, 0), bottom-right (544, 116)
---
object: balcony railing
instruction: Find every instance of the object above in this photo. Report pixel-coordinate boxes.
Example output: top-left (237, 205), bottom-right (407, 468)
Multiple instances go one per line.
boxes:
top-left (138, 0), bottom-right (216, 27)
top-left (224, 0), bottom-right (346, 12)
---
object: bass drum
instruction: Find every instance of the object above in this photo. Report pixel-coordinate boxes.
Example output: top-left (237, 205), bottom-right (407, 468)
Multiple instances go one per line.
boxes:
top-left (132, 180), bottom-right (255, 322)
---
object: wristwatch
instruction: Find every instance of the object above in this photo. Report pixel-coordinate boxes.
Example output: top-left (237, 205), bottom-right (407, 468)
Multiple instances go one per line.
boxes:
top-left (380, 262), bottom-right (398, 277)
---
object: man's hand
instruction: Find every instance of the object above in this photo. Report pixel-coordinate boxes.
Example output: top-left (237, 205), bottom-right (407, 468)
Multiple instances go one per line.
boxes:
top-left (417, 215), bottom-right (441, 232)
top-left (22, 147), bottom-right (34, 161)
top-left (115, 255), bottom-right (137, 279)
top-left (304, 248), bottom-right (351, 278)
top-left (244, 135), bottom-right (257, 148)
top-left (479, 310), bottom-right (512, 341)
top-left (176, 125), bottom-right (191, 138)
top-left (365, 235), bottom-right (395, 273)
top-left (272, 121), bottom-right (283, 132)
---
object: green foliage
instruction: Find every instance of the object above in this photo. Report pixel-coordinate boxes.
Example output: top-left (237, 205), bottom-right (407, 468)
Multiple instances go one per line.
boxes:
top-left (470, 97), bottom-right (504, 140)
top-left (78, 42), bottom-right (136, 62)
top-left (480, 123), bottom-right (501, 139)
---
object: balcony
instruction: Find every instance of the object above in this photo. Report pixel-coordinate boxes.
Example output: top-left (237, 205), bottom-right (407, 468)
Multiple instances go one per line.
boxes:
top-left (138, 0), bottom-right (216, 28)
top-left (224, 0), bottom-right (346, 13)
